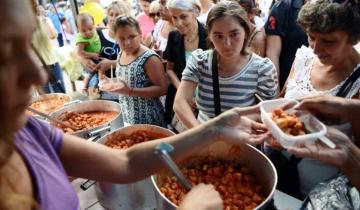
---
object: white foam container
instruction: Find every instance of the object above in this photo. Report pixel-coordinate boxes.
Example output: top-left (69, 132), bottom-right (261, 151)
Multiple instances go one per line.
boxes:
top-left (98, 77), bottom-right (125, 91)
top-left (260, 98), bottom-right (327, 148)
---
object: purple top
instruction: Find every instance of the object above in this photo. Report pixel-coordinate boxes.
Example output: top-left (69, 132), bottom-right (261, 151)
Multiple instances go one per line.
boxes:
top-left (15, 117), bottom-right (79, 210)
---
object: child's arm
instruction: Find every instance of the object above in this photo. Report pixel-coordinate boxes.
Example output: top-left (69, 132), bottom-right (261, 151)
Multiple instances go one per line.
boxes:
top-left (76, 42), bottom-right (100, 60)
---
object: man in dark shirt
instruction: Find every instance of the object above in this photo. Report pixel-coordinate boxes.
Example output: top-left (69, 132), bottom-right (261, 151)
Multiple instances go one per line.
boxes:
top-left (265, 0), bottom-right (308, 89)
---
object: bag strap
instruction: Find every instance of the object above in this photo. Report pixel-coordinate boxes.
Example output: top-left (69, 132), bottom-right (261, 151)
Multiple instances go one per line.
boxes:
top-left (211, 51), bottom-right (221, 116)
top-left (336, 65), bottom-right (360, 97)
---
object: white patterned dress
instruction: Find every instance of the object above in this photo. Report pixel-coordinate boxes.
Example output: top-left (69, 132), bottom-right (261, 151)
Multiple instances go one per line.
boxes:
top-left (116, 49), bottom-right (165, 126)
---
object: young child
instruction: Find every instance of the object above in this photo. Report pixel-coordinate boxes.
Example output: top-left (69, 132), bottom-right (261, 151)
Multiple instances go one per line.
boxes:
top-left (76, 13), bottom-right (101, 91)
top-left (108, 16), bottom-right (168, 126)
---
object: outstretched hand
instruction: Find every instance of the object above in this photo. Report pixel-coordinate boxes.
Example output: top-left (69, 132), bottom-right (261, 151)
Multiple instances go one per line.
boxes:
top-left (79, 57), bottom-right (97, 72)
top-left (295, 95), bottom-right (352, 124)
top-left (213, 106), bottom-right (269, 145)
top-left (96, 58), bottom-right (116, 73)
top-left (108, 80), bottom-right (131, 95)
top-left (287, 127), bottom-right (353, 168)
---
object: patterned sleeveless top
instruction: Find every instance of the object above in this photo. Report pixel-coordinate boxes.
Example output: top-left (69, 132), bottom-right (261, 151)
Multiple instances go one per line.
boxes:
top-left (116, 49), bottom-right (165, 126)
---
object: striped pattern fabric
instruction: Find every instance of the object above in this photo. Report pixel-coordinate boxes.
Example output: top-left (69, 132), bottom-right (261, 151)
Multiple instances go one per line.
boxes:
top-left (182, 49), bottom-right (279, 122)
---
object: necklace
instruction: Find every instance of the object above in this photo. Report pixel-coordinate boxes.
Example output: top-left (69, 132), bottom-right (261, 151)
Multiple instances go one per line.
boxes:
top-left (185, 34), bottom-right (198, 43)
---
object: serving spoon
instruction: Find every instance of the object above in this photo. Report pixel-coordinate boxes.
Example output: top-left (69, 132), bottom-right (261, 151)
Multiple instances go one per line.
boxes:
top-left (155, 142), bottom-right (193, 191)
top-left (27, 107), bottom-right (77, 130)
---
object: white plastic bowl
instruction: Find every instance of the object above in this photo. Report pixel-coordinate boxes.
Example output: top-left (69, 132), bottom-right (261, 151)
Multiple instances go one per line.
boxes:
top-left (260, 98), bottom-right (327, 148)
top-left (99, 77), bottom-right (125, 92)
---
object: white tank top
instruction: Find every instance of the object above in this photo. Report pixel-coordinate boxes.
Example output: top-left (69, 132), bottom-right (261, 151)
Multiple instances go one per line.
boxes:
top-left (284, 46), bottom-right (360, 195)
top-left (285, 46), bottom-right (360, 99)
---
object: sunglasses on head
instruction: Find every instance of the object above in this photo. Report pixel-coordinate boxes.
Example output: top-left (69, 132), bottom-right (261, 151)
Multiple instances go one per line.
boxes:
top-left (149, 12), bottom-right (160, 18)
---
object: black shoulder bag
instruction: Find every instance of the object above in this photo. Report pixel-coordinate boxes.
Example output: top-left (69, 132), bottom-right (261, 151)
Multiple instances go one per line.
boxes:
top-left (211, 51), bottom-right (221, 116)
top-left (336, 65), bottom-right (360, 97)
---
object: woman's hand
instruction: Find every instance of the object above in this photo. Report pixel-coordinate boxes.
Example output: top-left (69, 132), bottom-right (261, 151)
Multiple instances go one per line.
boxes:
top-left (296, 95), bottom-right (353, 124)
top-left (287, 127), bottom-right (360, 189)
top-left (108, 81), bottom-right (132, 95)
top-left (287, 127), bottom-right (353, 169)
top-left (178, 184), bottom-right (223, 210)
top-left (96, 58), bottom-right (116, 73)
top-left (266, 137), bottom-right (285, 151)
top-left (297, 96), bottom-right (360, 147)
top-left (77, 57), bottom-right (98, 72)
top-left (213, 106), bottom-right (269, 145)
top-left (173, 81), bottom-right (200, 129)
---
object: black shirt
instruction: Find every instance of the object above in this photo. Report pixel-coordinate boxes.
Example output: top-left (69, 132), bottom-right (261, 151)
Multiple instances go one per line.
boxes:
top-left (162, 21), bottom-right (208, 123)
top-left (163, 21), bottom-right (208, 79)
top-left (96, 28), bottom-right (121, 100)
top-left (97, 28), bottom-right (120, 77)
top-left (264, 0), bottom-right (308, 88)
top-left (97, 28), bottom-right (120, 60)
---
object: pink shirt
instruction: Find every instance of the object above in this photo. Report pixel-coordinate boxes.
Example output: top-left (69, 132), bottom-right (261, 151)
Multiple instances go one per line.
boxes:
top-left (137, 12), bottom-right (155, 40)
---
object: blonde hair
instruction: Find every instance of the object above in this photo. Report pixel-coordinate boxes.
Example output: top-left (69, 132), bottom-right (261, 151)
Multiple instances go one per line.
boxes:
top-left (167, 0), bottom-right (201, 15)
top-left (107, 0), bottom-right (133, 17)
top-left (149, 0), bottom-right (161, 13)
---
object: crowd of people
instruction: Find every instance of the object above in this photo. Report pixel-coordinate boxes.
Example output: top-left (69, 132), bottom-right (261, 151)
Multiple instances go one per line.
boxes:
top-left (0, 0), bottom-right (360, 209)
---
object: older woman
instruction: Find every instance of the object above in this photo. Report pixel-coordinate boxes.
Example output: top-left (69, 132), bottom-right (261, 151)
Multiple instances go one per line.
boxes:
top-left (283, 0), bottom-right (360, 101)
top-left (164, 0), bottom-right (208, 126)
top-left (147, 0), bottom-right (175, 53)
top-left (283, 0), bottom-right (360, 144)
top-left (149, 0), bottom-right (161, 24)
top-left (0, 1), bottom-right (269, 209)
top-left (144, 0), bottom-right (171, 49)
top-left (270, 0), bottom-right (360, 198)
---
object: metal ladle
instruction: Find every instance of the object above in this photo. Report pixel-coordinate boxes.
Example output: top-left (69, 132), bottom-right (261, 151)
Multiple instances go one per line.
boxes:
top-left (155, 142), bottom-right (192, 191)
top-left (27, 107), bottom-right (77, 130)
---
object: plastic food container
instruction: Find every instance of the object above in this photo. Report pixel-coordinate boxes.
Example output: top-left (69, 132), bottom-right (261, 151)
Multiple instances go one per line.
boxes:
top-left (260, 98), bottom-right (327, 148)
top-left (98, 77), bottom-right (125, 92)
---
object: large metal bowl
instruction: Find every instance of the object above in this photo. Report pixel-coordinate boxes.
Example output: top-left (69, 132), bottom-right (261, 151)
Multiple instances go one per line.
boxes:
top-left (151, 141), bottom-right (278, 210)
top-left (95, 124), bottom-right (175, 210)
top-left (29, 93), bottom-right (72, 115)
top-left (50, 100), bottom-right (123, 139)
